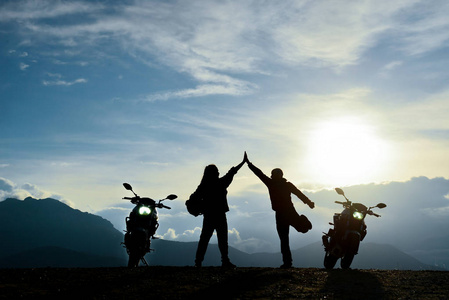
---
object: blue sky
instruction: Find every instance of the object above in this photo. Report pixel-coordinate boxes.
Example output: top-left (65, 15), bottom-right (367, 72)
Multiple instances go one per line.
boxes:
top-left (1, 0), bottom-right (449, 257)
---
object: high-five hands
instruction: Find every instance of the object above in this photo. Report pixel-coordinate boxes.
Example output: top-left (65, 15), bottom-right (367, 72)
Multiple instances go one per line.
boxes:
top-left (244, 151), bottom-right (249, 164)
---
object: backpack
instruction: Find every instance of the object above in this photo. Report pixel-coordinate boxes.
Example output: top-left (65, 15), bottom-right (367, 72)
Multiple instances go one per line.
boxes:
top-left (185, 191), bottom-right (203, 217)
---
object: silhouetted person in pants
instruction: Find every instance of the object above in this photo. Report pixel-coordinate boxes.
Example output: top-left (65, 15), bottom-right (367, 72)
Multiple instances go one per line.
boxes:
top-left (193, 154), bottom-right (245, 268)
top-left (245, 153), bottom-right (314, 268)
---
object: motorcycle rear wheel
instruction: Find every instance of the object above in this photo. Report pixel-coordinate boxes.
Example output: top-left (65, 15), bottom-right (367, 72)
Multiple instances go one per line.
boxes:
top-left (324, 251), bottom-right (339, 269)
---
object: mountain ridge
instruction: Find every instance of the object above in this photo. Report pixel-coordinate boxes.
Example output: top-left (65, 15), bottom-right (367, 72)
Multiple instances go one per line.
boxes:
top-left (0, 197), bottom-right (125, 259)
top-left (0, 197), bottom-right (444, 270)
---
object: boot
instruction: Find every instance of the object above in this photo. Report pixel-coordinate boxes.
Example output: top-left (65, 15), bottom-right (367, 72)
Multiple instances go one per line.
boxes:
top-left (222, 258), bottom-right (236, 268)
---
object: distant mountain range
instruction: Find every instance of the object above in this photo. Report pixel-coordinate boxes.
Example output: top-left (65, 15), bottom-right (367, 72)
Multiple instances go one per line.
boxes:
top-left (148, 239), bottom-right (443, 270)
top-left (0, 197), bottom-right (444, 270)
top-left (0, 197), bottom-right (128, 268)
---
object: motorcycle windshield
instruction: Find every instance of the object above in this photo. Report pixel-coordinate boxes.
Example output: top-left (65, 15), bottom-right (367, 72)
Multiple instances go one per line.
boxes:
top-left (352, 203), bottom-right (368, 212)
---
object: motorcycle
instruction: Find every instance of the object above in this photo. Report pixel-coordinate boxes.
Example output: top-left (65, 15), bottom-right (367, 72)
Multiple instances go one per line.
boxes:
top-left (122, 183), bottom-right (177, 267)
top-left (322, 188), bottom-right (386, 269)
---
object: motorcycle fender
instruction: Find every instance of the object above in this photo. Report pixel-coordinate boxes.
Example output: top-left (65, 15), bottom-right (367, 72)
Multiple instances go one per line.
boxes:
top-left (127, 228), bottom-right (150, 248)
top-left (343, 230), bottom-right (361, 240)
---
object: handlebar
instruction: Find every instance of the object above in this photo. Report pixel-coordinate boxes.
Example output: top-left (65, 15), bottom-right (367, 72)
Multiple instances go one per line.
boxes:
top-left (334, 201), bottom-right (382, 217)
top-left (123, 197), bottom-right (171, 209)
top-left (371, 212), bottom-right (381, 217)
top-left (122, 184), bottom-right (175, 210)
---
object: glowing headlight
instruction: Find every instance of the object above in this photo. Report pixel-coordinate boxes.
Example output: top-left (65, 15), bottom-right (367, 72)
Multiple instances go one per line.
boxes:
top-left (353, 211), bottom-right (364, 220)
top-left (138, 206), bottom-right (151, 215)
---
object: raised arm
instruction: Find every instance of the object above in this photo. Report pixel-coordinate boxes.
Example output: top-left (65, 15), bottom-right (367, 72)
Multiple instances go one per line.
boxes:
top-left (221, 153), bottom-right (247, 187)
top-left (233, 152), bottom-right (246, 172)
top-left (290, 183), bottom-right (315, 209)
top-left (245, 153), bottom-right (271, 185)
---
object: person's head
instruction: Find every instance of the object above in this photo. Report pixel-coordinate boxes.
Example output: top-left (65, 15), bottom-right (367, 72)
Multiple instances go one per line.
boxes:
top-left (271, 168), bottom-right (283, 180)
top-left (202, 164), bottom-right (219, 181)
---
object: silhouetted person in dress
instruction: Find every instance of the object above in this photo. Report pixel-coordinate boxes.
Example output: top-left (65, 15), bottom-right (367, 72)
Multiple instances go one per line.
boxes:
top-left (193, 154), bottom-right (245, 268)
top-left (244, 152), bottom-right (314, 268)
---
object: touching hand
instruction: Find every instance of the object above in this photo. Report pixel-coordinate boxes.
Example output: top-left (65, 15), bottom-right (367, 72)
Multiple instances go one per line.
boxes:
top-left (243, 151), bottom-right (249, 163)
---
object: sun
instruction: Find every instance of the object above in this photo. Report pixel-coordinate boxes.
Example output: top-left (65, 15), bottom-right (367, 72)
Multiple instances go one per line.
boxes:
top-left (303, 117), bottom-right (391, 186)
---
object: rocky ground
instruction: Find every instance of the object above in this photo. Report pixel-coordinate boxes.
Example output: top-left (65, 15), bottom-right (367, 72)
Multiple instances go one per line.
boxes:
top-left (1, 266), bottom-right (448, 299)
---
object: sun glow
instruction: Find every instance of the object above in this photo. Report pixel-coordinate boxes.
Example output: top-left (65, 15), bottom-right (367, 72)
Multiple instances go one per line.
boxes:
top-left (303, 117), bottom-right (391, 186)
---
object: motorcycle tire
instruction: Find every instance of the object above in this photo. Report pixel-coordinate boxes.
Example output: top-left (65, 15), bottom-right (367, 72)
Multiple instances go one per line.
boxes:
top-left (341, 254), bottom-right (355, 269)
top-left (324, 251), bottom-right (339, 270)
top-left (128, 252), bottom-right (141, 267)
top-left (341, 232), bottom-right (360, 269)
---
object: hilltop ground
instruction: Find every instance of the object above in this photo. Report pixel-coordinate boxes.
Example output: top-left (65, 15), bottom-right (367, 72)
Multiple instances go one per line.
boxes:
top-left (1, 266), bottom-right (448, 299)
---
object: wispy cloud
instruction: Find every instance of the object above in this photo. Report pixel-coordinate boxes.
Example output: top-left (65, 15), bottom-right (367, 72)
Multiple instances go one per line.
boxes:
top-left (42, 78), bottom-right (87, 86)
top-left (19, 62), bottom-right (29, 70)
top-left (4, 0), bottom-right (446, 100)
top-left (398, 1), bottom-right (449, 55)
top-left (0, 0), bottom-right (103, 21)
top-left (144, 83), bottom-right (255, 101)
top-left (379, 60), bottom-right (403, 77)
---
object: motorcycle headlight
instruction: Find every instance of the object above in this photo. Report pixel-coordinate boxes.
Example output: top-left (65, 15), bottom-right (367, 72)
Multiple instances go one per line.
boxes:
top-left (138, 206), bottom-right (151, 215)
top-left (353, 211), bottom-right (364, 220)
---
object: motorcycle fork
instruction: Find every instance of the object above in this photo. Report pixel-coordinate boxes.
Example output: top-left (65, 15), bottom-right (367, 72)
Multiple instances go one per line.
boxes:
top-left (322, 228), bottom-right (335, 250)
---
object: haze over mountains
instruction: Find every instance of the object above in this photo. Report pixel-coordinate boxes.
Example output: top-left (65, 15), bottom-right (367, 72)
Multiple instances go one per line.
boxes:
top-left (0, 197), bottom-right (444, 270)
top-left (93, 176), bottom-right (449, 269)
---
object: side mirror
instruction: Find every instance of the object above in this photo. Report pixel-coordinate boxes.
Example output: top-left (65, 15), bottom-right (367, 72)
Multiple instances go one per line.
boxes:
top-left (335, 188), bottom-right (345, 196)
top-left (123, 183), bottom-right (133, 191)
top-left (376, 203), bottom-right (387, 209)
top-left (166, 194), bottom-right (177, 200)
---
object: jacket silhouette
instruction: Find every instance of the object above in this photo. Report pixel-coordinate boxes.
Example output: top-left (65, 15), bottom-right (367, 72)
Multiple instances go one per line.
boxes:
top-left (193, 156), bottom-right (245, 268)
top-left (246, 154), bottom-right (314, 268)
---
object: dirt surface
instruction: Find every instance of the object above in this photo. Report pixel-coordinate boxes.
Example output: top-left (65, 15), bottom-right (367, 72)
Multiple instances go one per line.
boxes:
top-left (1, 266), bottom-right (448, 299)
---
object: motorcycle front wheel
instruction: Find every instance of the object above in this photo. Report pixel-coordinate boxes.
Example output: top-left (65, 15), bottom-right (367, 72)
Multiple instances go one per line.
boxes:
top-left (341, 254), bottom-right (355, 269)
top-left (324, 251), bottom-right (339, 269)
top-left (341, 232), bottom-right (360, 269)
top-left (128, 252), bottom-right (141, 267)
